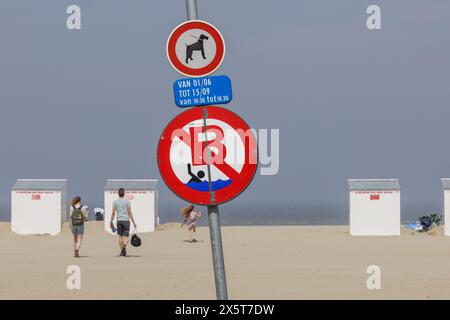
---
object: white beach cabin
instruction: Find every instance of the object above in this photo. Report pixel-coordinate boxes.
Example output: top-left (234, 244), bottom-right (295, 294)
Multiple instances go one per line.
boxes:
top-left (441, 178), bottom-right (450, 236)
top-left (104, 179), bottom-right (158, 235)
top-left (11, 179), bottom-right (68, 235)
top-left (349, 179), bottom-right (400, 236)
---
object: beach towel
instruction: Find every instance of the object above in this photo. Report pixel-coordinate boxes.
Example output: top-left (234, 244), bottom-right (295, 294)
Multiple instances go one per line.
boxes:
top-left (405, 223), bottom-right (416, 230)
top-left (405, 222), bottom-right (422, 231)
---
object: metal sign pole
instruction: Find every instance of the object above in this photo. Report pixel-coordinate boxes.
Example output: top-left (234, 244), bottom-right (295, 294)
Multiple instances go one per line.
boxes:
top-left (207, 204), bottom-right (228, 300)
top-left (185, 0), bottom-right (228, 300)
top-left (202, 107), bottom-right (228, 300)
top-left (185, 0), bottom-right (198, 20)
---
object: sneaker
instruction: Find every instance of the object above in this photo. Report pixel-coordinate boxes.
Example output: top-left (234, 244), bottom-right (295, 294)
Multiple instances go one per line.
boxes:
top-left (122, 247), bottom-right (127, 257)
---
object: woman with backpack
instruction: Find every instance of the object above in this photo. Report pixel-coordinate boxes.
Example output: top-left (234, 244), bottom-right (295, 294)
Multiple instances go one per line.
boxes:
top-left (70, 196), bottom-right (88, 257)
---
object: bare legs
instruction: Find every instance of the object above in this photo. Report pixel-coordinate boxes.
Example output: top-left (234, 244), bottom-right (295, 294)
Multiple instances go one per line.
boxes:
top-left (118, 236), bottom-right (129, 256)
top-left (76, 235), bottom-right (83, 251)
top-left (118, 236), bottom-right (129, 249)
top-left (73, 234), bottom-right (83, 257)
top-left (188, 226), bottom-right (197, 242)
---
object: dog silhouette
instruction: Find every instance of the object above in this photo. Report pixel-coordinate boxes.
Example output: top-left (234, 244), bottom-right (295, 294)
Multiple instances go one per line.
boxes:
top-left (185, 34), bottom-right (209, 64)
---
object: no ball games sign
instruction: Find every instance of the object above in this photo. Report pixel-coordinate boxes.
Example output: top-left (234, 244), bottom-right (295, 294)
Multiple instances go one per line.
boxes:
top-left (157, 106), bottom-right (257, 205)
top-left (166, 20), bottom-right (225, 77)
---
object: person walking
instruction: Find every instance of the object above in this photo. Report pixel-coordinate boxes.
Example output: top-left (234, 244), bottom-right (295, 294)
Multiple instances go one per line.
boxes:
top-left (181, 204), bottom-right (202, 243)
top-left (110, 188), bottom-right (137, 257)
top-left (70, 196), bottom-right (88, 257)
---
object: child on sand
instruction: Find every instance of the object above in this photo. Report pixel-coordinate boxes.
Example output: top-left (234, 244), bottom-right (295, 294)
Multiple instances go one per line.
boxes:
top-left (181, 204), bottom-right (202, 243)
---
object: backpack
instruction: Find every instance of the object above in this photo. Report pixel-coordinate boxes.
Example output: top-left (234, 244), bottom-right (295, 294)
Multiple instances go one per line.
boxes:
top-left (71, 205), bottom-right (85, 226)
top-left (131, 233), bottom-right (141, 247)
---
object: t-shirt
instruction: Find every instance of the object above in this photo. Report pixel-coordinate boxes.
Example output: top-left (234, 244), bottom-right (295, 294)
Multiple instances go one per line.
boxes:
top-left (113, 198), bottom-right (131, 221)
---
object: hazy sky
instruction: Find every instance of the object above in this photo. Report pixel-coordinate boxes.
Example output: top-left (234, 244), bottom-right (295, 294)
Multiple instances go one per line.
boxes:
top-left (0, 1), bottom-right (449, 219)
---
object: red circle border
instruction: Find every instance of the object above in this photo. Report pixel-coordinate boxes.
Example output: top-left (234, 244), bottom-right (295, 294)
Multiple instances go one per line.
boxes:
top-left (166, 20), bottom-right (225, 77)
top-left (157, 107), bottom-right (257, 205)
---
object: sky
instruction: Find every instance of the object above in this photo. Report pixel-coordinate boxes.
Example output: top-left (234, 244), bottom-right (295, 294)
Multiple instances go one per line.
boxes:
top-left (0, 1), bottom-right (449, 223)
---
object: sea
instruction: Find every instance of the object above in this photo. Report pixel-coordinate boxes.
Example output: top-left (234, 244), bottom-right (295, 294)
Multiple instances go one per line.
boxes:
top-left (0, 201), bottom-right (442, 226)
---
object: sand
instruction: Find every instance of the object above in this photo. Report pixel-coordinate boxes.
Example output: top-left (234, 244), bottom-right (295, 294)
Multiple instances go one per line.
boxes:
top-left (1, 221), bottom-right (450, 299)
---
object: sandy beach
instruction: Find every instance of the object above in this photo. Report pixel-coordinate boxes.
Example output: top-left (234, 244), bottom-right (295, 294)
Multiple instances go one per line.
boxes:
top-left (1, 221), bottom-right (450, 299)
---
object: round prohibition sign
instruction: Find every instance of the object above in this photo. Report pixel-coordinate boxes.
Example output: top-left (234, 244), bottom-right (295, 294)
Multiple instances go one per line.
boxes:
top-left (166, 20), bottom-right (225, 77)
top-left (157, 106), bottom-right (257, 205)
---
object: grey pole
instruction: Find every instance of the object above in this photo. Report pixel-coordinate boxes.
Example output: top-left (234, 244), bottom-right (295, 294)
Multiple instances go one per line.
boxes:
top-left (207, 204), bottom-right (228, 300)
top-left (185, 0), bottom-right (229, 301)
top-left (202, 108), bottom-right (228, 300)
top-left (185, 0), bottom-right (199, 20)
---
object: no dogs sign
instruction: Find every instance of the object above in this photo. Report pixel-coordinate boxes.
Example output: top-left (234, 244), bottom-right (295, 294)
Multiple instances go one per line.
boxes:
top-left (157, 106), bottom-right (257, 205)
top-left (166, 20), bottom-right (225, 77)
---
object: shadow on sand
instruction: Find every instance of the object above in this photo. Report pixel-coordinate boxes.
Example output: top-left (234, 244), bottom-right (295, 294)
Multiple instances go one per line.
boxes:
top-left (182, 239), bottom-right (204, 243)
top-left (114, 255), bottom-right (142, 258)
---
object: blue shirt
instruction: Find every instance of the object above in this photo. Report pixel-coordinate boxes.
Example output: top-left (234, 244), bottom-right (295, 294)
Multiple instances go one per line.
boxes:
top-left (113, 198), bottom-right (131, 221)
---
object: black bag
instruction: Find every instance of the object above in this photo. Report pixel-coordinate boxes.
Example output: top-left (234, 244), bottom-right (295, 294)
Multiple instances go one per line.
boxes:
top-left (95, 212), bottom-right (104, 221)
top-left (131, 233), bottom-right (141, 247)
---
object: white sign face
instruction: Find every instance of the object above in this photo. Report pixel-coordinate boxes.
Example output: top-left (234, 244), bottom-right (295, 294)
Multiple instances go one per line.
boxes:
top-left (167, 20), bottom-right (225, 77)
top-left (169, 118), bottom-right (246, 191)
top-left (175, 29), bottom-right (217, 69)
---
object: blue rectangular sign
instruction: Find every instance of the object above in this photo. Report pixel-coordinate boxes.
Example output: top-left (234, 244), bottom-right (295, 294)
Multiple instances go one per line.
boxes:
top-left (173, 75), bottom-right (233, 108)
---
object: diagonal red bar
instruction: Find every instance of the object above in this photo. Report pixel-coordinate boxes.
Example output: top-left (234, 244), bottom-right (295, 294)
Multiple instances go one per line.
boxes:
top-left (212, 161), bottom-right (240, 181)
top-left (173, 130), bottom-right (241, 181)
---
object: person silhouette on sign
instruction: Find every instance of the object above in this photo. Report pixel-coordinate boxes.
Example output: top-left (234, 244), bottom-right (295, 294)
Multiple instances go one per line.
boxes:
top-left (187, 163), bottom-right (205, 183)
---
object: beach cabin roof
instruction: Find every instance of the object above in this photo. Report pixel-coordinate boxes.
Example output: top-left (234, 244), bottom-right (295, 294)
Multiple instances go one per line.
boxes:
top-left (348, 179), bottom-right (400, 191)
top-left (12, 179), bottom-right (67, 191)
top-left (441, 179), bottom-right (450, 190)
top-left (104, 179), bottom-right (158, 191)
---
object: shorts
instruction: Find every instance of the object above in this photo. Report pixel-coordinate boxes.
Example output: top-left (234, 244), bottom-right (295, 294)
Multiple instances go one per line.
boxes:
top-left (71, 224), bottom-right (84, 236)
top-left (117, 220), bottom-right (130, 237)
top-left (188, 221), bottom-right (197, 230)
